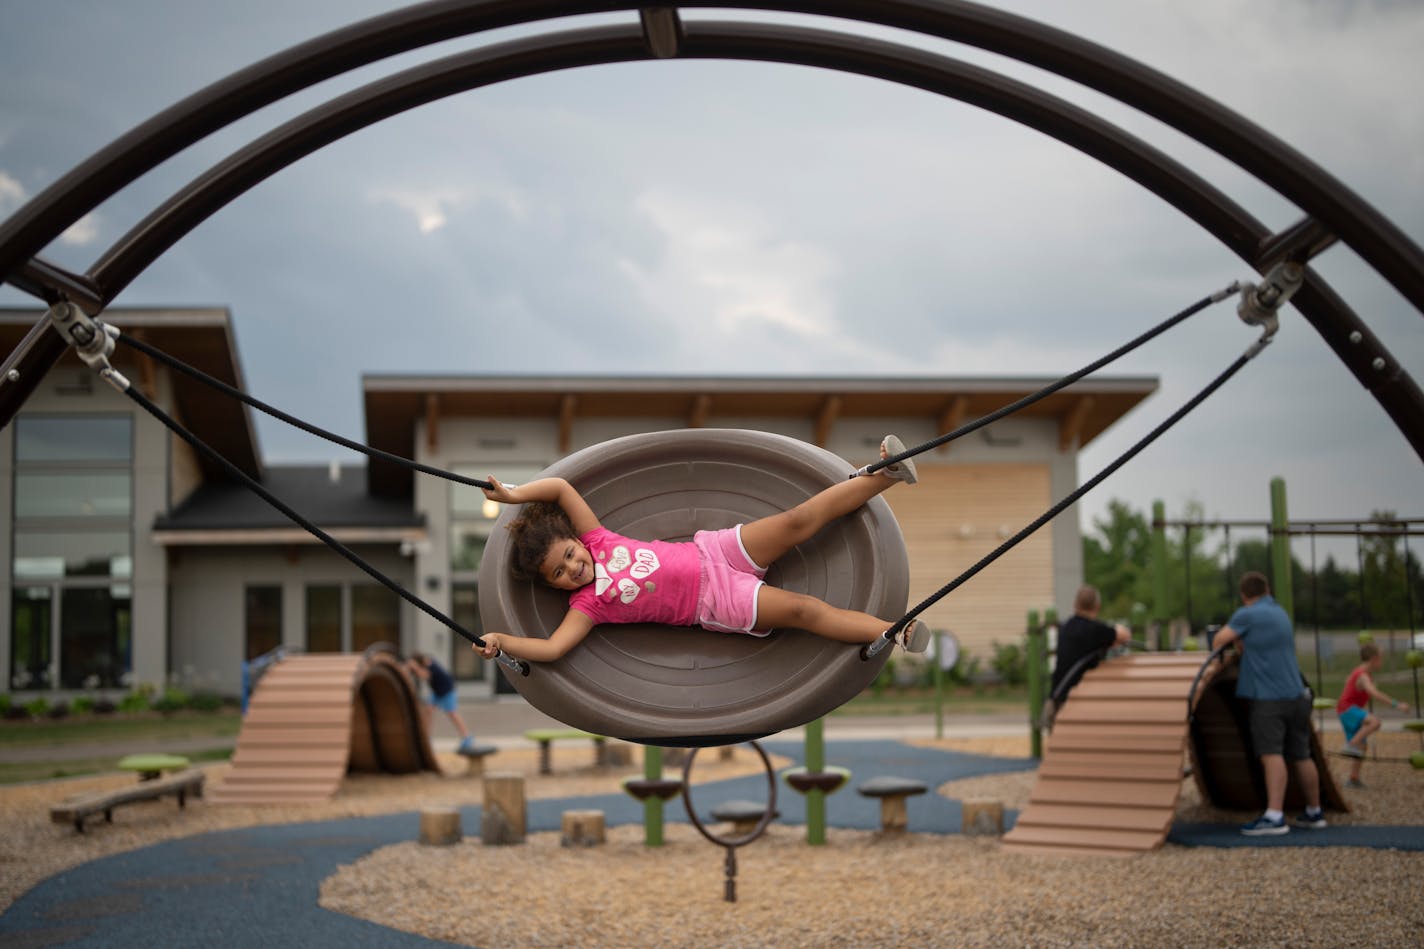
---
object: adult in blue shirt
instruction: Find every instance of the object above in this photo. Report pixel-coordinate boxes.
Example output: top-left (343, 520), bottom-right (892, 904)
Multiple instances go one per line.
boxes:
top-left (1211, 571), bottom-right (1324, 836)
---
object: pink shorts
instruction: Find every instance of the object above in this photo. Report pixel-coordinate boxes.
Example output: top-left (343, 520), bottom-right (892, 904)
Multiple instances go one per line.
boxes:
top-left (693, 526), bottom-right (770, 636)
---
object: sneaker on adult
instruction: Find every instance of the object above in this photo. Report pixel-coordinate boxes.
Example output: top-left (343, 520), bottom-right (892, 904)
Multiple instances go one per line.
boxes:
top-left (1290, 809), bottom-right (1326, 830)
top-left (1240, 814), bottom-right (1289, 836)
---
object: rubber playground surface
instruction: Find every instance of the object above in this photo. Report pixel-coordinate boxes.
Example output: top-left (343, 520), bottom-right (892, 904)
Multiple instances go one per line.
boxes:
top-left (4, 737), bottom-right (1423, 949)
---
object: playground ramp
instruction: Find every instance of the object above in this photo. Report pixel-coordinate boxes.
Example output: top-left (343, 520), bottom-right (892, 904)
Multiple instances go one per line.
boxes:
top-left (1001, 652), bottom-right (1345, 857)
top-left (208, 651), bottom-right (440, 804)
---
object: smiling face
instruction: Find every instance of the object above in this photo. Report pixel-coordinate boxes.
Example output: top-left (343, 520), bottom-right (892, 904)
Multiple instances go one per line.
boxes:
top-left (540, 536), bottom-right (594, 590)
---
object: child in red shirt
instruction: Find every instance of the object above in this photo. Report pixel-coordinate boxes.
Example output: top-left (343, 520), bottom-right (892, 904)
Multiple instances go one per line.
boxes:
top-left (1336, 643), bottom-right (1410, 788)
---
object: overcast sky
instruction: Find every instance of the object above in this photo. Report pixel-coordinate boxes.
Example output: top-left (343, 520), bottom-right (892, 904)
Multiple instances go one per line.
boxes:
top-left (1, 0), bottom-right (1420, 562)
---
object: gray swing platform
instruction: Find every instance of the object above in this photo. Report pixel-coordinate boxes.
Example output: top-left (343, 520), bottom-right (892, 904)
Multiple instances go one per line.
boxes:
top-left (478, 429), bottom-right (910, 747)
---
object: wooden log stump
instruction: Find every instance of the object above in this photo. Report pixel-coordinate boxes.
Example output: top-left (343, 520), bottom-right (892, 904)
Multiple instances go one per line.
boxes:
top-left (482, 772), bottom-right (526, 846)
top-left (419, 806), bottom-right (462, 846)
top-left (961, 797), bottom-right (1004, 836)
top-left (561, 809), bottom-right (607, 847)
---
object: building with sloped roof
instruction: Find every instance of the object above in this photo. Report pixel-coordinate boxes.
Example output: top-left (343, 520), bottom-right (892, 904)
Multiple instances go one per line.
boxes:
top-left (1, 307), bottom-right (1156, 699)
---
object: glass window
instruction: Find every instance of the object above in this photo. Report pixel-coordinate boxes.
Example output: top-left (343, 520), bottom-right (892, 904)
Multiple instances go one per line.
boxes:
top-left (450, 464), bottom-right (543, 519)
top-left (59, 586), bottom-right (131, 689)
top-left (306, 585), bottom-right (342, 652)
top-left (15, 416), bottom-right (132, 462)
top-left (14, 530), bottom-right (132, 579)
top-left (244, 586), bottom-right (282, 661)
top-left (351, 584), bottom-right (399, 654)
top-left (449, 583), bottom-right (485, 682)
top-left (10, 587), bottom-right (53, 690)
top-left (451, 527), bottom-right (487, 573)
top-left (15, 471), bottom-right (132, 518)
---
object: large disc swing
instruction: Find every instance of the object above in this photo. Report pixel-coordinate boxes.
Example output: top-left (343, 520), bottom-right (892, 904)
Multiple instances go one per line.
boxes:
top-left (3, 2), bottom-right (1423, 745)
top-left (478, 428), bottom-right (909, 745)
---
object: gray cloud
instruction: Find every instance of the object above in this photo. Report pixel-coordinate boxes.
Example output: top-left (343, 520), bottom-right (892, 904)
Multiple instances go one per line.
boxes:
top-left (2, 0), bottom-right (1420, 526)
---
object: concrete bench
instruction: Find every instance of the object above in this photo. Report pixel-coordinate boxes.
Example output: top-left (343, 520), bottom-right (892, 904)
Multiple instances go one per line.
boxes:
top-left (857, 776), bottom-right (928, 833)
top-left (50, 769), bottom-right (205, 833)
top-left (523, 729), bottom-right (608, 774)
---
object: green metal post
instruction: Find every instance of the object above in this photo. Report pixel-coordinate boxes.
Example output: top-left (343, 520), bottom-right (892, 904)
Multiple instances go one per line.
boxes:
top-left (805, 717), bottom-right (826, 845)
top-left (643, 745), bottom-right (664, 846)
top-left (1152, 500), bottom-right (1169, 650)
top-left (933, 631), bottom-right (945, 740)
top-left (1026, 609), bottom-right (1044, 759)
top-left (1270, 477), bottom-right (1294, 620)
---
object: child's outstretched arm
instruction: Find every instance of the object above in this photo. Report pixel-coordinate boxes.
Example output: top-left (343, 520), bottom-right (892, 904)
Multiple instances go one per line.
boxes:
top-left (477, 610), bottom-right (596, 663)
top-left (1359, 670), bottom-right (1410, 712)
top-left (483, 476), bottom-right (600, 535)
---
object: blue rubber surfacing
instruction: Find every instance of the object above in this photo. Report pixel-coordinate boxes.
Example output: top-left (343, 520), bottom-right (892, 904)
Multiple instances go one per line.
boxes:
top-left (2, 740), bottom-right (1419, 948)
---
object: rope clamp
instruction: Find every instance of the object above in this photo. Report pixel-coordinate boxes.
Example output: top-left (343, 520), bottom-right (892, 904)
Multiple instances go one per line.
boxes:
top-left (1236, 260), bottom-right (1303, 344)
top-left (45, 302), bottom-right (130, 392)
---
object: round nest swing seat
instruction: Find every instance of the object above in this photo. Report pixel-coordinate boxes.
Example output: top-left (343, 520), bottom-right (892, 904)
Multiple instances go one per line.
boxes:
top-left (478, 428), bottom-right (910, 746)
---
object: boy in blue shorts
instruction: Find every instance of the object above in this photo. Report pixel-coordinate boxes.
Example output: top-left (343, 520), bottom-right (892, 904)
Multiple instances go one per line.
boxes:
top-left (407, 651), bottom-right (477, 753)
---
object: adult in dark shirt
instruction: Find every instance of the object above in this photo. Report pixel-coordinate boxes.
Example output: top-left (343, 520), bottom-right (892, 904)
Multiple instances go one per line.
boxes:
top-left (1050, 585), bottom-right (1131, 701)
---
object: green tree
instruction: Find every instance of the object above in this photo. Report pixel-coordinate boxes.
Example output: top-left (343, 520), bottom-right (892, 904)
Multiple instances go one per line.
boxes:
top-left (1083, 499), bottom-right (1153, 619)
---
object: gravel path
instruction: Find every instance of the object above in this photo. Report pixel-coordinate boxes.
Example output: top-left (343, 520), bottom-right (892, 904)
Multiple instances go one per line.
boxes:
top-left (5, 731), bottom-right (1422, 947)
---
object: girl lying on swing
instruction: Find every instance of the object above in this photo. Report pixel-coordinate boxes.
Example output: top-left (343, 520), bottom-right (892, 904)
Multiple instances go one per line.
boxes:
top-left (475, 436), bottom-right (929, 663)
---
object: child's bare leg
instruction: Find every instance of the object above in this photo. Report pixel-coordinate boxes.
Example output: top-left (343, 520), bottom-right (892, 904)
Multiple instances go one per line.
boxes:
top-left (741, 439), bottom-right (912, 568)
top-left (755, 586), bottom-right (889, 644)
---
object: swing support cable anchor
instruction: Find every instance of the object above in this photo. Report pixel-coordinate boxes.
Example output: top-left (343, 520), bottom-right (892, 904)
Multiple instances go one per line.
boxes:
top-left (45, 301), bottom-right (130, 392)
top-left (1236, 260), bottom-right (1303, 354)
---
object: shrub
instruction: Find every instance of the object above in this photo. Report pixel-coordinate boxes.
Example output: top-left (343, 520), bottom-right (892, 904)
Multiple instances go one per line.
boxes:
top-left (117, 691), bottom-right (150, 714)
top-left (946, 653), bottom-right (982, 686)
top-left (92, 698), bottom-right (117, 715)
top-left (70, 695), bottom-right (95, 715)
top-left (4, 704), bottom-right (30, 721)
top-left (187, 691), bottom-right (224, 712)
top-left (0, 694), bottom-right (10, 716)
top-left (990, 640), bottom-right (1028, 686)
top-left (153, 688), bottom-right (189, 715)
top-left (22, 697), bottom-right (50, 719)
top-left (47, 700), bottom-right (70, 720)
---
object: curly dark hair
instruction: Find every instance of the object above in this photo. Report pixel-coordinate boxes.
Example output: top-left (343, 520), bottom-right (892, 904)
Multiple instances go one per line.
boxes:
top-left (506, 501), bottom-right (577, 584)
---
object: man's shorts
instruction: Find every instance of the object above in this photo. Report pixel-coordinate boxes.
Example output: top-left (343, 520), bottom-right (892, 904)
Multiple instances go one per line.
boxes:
top-left (693, 525), bottom-right (770, 637)
top-left (1248, 695), bottom-right (1313, 760)
top-left (1339, 704), bottom-right (1369, 742)
top-left (426, 690), bottom-right (458, 713)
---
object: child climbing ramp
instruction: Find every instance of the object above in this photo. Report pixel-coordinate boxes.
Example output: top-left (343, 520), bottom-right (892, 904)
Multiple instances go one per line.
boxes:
top-left (476, 436), bottom-right (929, 664)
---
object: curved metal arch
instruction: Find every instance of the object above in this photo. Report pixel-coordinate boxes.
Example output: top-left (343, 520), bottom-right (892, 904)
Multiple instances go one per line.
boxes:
top-left (95, 21), bottom-right (1265, 301)
top-left (4, 0), bottom-right (1424, 309)
top-left (0, 0), bottom-right (1420, 454)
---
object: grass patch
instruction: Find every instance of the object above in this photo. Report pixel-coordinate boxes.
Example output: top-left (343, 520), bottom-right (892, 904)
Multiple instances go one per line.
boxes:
top-left (0, 709), bottom-right (241, 748)
top-left (0, 747), bottom-right (232, 786)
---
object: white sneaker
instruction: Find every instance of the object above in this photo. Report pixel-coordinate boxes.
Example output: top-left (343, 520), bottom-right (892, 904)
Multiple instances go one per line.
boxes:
top-left (896, 619), bottom-right (930, 653)
top-left (879, 435), bottom-right (918, 485)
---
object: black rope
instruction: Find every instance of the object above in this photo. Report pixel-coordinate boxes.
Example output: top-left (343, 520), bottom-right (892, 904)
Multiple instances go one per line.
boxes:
top-left (115, 330), bottom-right (494, 491)
top-left (861, 282), bottom-right (1238, 475)
top-left (119, 382), bottom-right (499, 655)
top-left (882, 342), bottom-right (1262, 639)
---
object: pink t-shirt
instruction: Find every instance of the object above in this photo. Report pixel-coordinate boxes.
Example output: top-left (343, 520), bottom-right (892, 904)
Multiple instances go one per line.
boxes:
top-left (567, 527), bottom-right (702, 627)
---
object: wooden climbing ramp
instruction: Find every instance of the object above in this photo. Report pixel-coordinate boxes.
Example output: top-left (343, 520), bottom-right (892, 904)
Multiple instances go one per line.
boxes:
top-left (1001, 651), bottom-right (1345, 858)
top-left (208, 649), bottom-right (440, 804)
